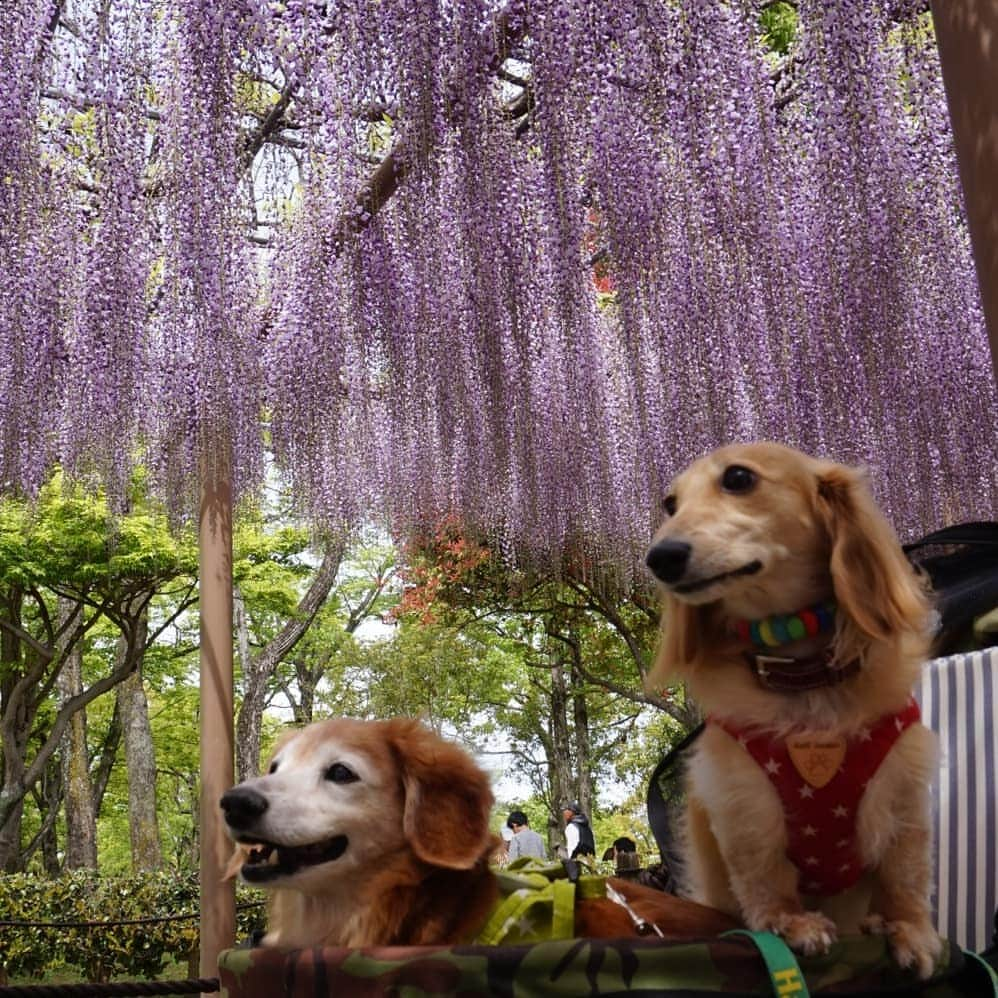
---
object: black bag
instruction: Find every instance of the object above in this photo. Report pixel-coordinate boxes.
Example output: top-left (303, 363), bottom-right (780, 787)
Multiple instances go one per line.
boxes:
top-left (903, 521), bottom-right (998, 655)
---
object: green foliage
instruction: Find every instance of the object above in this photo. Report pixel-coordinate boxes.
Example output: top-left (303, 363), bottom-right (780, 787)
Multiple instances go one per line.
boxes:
top-left (0, 475), bottom-right (195, 592)
top-left (0, 872), bottom-right (264, 983)
top-left (760, 2), bottom-right (797, 56)
top-left (353, 622), bottom-right (507, 727)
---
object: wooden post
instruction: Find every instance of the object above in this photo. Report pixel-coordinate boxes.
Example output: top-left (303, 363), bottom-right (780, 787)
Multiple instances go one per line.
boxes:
top-left (932, 0), bottom-right (998, 384)
top-left (199, 456), bottom-right (235, 990)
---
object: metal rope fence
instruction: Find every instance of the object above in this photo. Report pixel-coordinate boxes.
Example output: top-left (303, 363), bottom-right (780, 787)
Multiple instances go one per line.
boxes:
top-left (0, 902), bottom-right (263, 930)
top-left (0, 978), bottom-right (219, 997)
top-left (0, 903), bottom-right (264, 996)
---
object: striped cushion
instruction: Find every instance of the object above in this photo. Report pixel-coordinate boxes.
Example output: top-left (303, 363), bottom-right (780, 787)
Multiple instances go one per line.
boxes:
top-left (916, 648), bottom-right (998, 952)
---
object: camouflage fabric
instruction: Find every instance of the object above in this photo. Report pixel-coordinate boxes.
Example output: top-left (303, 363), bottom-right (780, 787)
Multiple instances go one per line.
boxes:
top-left (218, 933), bottom-right (994, 997)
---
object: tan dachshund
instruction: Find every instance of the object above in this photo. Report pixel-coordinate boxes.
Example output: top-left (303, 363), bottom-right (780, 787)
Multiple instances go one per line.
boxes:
top-left (645, 442), bottom-right (940, 978)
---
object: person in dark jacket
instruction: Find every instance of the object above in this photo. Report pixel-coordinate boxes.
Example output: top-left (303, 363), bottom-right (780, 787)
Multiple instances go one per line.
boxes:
top-left (560, 800), bottom-right (596, 858)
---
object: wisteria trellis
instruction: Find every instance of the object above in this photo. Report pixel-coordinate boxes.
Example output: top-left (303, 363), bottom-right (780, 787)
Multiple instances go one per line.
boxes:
top-left (2, 0), bottom-right (996, 579)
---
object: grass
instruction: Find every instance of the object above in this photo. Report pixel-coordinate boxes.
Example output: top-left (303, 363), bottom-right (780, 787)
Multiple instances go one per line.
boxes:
top-left (9, 957), bottom-right (194, 985)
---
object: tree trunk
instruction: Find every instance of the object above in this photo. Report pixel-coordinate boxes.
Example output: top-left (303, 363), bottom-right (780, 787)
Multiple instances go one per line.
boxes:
top-left (39, 761), bottom-right (62, 875)
top-left (91, 700), bottom-right (123, 817)
top-left (0, 589), bottom-right (26, 871)
top-left (547, 651), bottom-right (574, 854)
top-left (118, 609), bottom-right (161, 871)
top-left (291, 658), bottom-right (324, 725)
top-left (57, 599), bottom-right (98, 869)
top-left (0, 788), bottom-right (24, 873)
top-left (235, 541), bottom-right (344, 780)
top-left (571, 662), bottom-right (593, 816)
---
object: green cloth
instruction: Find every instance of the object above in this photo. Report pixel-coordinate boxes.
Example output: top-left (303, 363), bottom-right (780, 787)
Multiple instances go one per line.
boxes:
top-left (475, 858), bottom-right (606, 945)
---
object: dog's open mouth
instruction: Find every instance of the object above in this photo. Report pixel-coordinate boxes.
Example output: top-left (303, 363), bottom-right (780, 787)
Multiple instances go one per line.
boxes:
top-left (673, 559), bottom-right (762, 594)
top-left (238, 835), bottom-right (349, 883)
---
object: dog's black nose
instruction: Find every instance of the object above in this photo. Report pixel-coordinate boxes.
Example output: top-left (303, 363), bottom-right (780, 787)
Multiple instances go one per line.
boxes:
top-left (646, 540), bottom-right (692, 584)
top-left (220, 787), bottom-right (268, 828)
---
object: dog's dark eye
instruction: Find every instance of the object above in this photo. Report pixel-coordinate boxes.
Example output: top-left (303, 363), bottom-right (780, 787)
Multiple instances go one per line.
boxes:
top-left (268, 760), bottom-right (279, 774)
top-left (662, 494), bottom-right (677, 516)
top-left (721, 465), bottom-right (757, 494)
top-left (324, 762), bottom-right (359, 784)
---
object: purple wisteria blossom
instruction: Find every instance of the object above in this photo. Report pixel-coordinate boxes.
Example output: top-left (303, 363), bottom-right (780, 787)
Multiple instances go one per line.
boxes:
top-left (1, 0), bottom-right (994, 577)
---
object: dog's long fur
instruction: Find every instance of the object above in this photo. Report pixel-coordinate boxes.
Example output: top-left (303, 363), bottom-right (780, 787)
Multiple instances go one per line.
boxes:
top-left (645, 442), bottom-right (941, 977)
top-left (222, 716), bottom-right (738, 949)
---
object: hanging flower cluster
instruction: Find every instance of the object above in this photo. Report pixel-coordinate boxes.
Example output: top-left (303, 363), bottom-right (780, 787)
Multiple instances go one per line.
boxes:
top-left (266, 0), bottom-right (998, 573)
top-left (142, 0), bottom-right (266, 509)
top-left (2, 1), bottom-right (996, 577)
top-left (0, 6), bottom-right (78, 497)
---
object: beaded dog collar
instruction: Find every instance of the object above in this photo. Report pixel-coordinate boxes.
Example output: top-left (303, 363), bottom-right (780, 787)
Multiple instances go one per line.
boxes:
top-left (730, 600), bottom-right (837, 648)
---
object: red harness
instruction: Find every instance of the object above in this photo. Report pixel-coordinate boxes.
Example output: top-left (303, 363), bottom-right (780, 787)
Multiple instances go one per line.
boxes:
top-left (712, 699), bottom-right (921, 896)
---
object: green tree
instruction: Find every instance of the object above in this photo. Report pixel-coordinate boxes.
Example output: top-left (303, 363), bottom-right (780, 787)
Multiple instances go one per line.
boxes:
top-left (232, 519), bottom-right (399, 779)
top-left (371, 524), bottom-right (693, 854)
top-left (0, 478), bottom-right (197, 871)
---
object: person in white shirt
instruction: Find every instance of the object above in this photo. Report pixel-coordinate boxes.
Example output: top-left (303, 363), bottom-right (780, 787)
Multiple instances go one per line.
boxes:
top-left (561, 800), bottom-right (596, 858)
top-left (506, 810), bottom-right (547, 860)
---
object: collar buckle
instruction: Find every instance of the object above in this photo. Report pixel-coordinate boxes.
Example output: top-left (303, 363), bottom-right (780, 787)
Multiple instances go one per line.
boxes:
top-left (753, 654), bottom-right (794, 680)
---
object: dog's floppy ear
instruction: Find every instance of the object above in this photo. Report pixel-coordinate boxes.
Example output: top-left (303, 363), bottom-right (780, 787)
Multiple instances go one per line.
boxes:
top-left (815, 462), bottom-right (929, 642)
top-left (644, 592), bottom-right (706, 694)
top-left (386, 718), bottom-right (495, 870)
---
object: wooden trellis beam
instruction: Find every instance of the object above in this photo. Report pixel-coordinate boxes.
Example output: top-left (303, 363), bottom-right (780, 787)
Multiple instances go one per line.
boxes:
top-left (933, 0), bottom-right (998, 385)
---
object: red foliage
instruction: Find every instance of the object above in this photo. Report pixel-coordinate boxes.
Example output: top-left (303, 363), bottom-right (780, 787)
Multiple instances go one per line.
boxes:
top-left (395, 519), bottom-right (491, 625)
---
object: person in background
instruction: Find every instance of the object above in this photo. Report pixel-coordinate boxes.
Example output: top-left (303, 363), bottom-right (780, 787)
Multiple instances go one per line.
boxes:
top-left (493, 829), bottom-right (511, 867)
top-left (506, 810), bottom-right (547, 861)
top-left (561, 800), bottom-right (596, 859)
top-left (609, 835), bottom-right (637, 858)
top-left (608, 836), bottom-right (641, 878)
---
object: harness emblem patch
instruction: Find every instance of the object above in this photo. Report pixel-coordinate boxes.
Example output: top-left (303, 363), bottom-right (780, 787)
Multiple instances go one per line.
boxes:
top-left (785, 733), bottom-right (846, 788)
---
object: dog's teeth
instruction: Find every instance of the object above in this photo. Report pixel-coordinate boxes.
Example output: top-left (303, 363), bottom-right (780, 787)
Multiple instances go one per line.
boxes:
top-left (248, 845), bottom-right (274, 865)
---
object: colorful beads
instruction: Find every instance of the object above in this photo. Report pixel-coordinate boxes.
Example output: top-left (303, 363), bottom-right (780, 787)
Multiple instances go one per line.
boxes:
top-left (786, 616), bottom-right (807, 640)
top-left (730, 602), bottom-right (837, 648)
top-left (799, 609), bottom-right (819, 636)
top-left (758, 619), bottom-right (777, 646)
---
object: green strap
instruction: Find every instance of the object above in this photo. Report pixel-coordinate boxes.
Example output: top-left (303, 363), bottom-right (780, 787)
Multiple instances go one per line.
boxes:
top-left (479, 858), bottom-right (611, 945)
top-left (476, 874), bottom-right (591, 945)
top-left (551, 878), bottom-right (575, 938)
top-left (963, 949), bottom-right (998, 995)
top-left (476, 888), bottom-right (538, 945)
top-left (722, 930), bottom-right (810, 998)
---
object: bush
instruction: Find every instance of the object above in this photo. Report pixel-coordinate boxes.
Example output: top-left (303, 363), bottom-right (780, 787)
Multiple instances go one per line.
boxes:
top-left (0, 871), bottom-right (265, 983)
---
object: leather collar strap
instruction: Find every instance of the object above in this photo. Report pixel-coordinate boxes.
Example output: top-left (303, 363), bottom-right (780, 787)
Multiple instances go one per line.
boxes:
top-left (743, 648), bottom-right (860, 693)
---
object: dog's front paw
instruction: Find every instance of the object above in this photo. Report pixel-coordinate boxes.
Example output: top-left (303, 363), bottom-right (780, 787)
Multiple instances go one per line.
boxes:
top-left (768, 911), bottom-right (837, 956)
top-left (866, 918), bottom-right (942, 980)
top-left (860, 913), bottom-right (887, 935)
